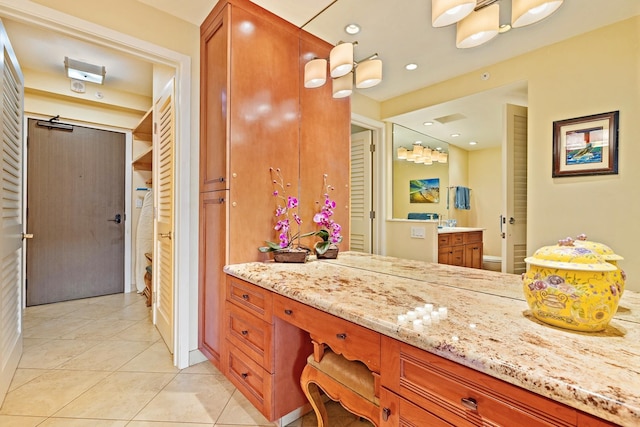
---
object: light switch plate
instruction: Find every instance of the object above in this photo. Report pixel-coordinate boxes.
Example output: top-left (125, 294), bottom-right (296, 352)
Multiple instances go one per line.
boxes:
top-left (410, 226), bottom-right (425, 239)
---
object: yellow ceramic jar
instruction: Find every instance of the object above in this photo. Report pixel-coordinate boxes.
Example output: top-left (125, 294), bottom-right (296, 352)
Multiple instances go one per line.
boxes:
top-left (573, 234), bottom-right (625, 295)
top-left (522, 241), bottom-right (621, 332)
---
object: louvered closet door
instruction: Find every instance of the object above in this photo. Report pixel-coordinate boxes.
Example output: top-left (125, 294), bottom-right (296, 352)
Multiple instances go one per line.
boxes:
top-left (350, 130), bottom-right (372, 253)
top-left (154, 78), bottom-right (175, 353)
top-left (0, 19), bottom-right (24, 405)
top-left (503, 104), bottom-right (528, 274)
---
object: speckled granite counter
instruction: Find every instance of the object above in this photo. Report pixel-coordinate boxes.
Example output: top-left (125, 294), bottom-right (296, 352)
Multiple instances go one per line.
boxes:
top-left (224, 251), bottom-right (640, 426)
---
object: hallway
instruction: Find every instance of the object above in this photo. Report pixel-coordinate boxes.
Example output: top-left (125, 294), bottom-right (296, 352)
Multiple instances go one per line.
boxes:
top-left (0, 292), bottom-right (371, 426)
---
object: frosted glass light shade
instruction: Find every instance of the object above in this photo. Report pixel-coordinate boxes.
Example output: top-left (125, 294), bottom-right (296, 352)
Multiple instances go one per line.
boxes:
top-left (512, 0), bottom-right (563, 28)
top-left (332, 73), bottom-right (352, 98)
top-left (440, 152), bottom-right (448, 163)
top-left (304, 58), bottom-right (327, 88)
top-left (397, 147), bottom-right (408, 159)
top-left (356, 59), bottom-right (382, 88)
top-left (456, 3), bottom-right (499, 48)
top-left (432, 0), bottom-right (475, 27)
top-left (330, 42), bottom-right (354, 78)
top-left (412, 145), bottom-right (424, 157)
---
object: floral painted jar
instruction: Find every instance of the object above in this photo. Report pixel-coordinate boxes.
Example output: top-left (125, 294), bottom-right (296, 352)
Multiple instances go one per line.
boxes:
top-left (573, 234), bottom-right (625, 295)
top-left (522, 240), bottom-right (621, 332)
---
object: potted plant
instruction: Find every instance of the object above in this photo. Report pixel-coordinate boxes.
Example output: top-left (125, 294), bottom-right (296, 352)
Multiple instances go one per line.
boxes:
top-left (258, 167), bottom-right (313, 263)
top-left (312, 174), bottom-right (342, 259)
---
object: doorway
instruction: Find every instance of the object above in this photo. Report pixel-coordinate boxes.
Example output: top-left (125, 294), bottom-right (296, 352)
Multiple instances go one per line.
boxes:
top-left (26, 118), bottom-right (125, 306)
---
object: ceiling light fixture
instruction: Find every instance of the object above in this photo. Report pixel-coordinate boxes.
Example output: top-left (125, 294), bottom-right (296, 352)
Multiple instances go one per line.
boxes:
top-left (423, 121), bottom-right (433, 126)
top-left (396, 143), bottom-right (447, 165)
top-left (64, 56), bottom-right (106, 85)
top-left (405, 63), bottom-right (418, 71)
top-left (432, 0), bottom-right (563, 48)
top-left (344, 23), bottom-right (361, 35)
top-left (304, 42), bottom-right (382, 99)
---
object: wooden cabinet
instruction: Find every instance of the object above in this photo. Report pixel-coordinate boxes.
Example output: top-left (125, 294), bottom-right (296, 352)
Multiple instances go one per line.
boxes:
top-left (198, 191), bottom-right (227, 365)
top-left (438, 230), bottom-right (483, 269)
top-left (224, 277), bottom-right (312, 421)
top-left (379, 335), bottom-right (616, 427)
top-left (198, 0), bottom-right (350, 376)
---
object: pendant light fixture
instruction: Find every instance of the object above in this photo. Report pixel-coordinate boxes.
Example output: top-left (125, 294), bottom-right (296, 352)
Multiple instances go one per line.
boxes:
top-left (332, 73), bottom-right (353, 98)
top-left (512, 0), bottom-right (564, 28)
top-left (456, 3), bottom-right (499, 48)
top-left (432, 0), bottom-right (563, 48)
top-left (303, 37), bottom-right (382, 98)
top-left (355, 58), bottom-right (382, 89)
top-left (304, 58), bottom-right (327, 88)
top-left (431, 0), bottom-right (475, 27)
top-left (329, 42), bottom-right (354, 78)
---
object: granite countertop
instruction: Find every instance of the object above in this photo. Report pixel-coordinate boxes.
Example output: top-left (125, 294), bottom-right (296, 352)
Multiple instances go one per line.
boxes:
top-left (224, 251), bottom-right (640, 426)
top-left (437, 226), bottom-right (485, 233)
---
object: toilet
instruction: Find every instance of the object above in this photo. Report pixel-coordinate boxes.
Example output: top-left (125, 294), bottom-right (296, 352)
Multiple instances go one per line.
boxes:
top-left (482, 255), bottom-right (502, 272)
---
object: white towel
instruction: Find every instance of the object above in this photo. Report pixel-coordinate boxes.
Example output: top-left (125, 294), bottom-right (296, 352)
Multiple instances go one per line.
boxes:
top-left (135, 191), bottom-right (154, 293)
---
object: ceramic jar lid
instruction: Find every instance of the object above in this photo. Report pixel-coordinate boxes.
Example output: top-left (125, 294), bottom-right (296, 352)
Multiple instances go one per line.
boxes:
top-left (572, 234), bottom-right (624, 261)
top-left (524, 238), bottom-right (616, 272)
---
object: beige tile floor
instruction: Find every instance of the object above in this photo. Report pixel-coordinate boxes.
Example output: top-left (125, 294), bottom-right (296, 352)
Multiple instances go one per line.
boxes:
top-left (0, 292), bottom-right (373, 427)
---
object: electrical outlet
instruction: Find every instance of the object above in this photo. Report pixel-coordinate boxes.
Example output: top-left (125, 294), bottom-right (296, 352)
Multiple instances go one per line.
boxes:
top-left (410, 226), bottom-right (425, 239)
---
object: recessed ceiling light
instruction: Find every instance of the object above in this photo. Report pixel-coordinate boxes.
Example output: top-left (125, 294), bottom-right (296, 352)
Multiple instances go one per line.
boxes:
top-left (499, 24), bottom-right (512, 33)
top-left (405, 63), bottom-right (418, 71)
top-left (450, 133), bottom-right (460, 137)
top-left (469, 141), bottom-right (478, 145)
top-left (423, 121), bottom-right (433, 126)
top-left (345, 24), bottom-right (360, 35)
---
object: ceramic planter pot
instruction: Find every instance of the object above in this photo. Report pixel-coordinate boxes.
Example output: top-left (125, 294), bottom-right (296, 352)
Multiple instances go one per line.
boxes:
top-left (273, 248), bottom-right (309, 263)
top-left (316, 244), bottom-right (339, 259)
top-left (522, 241), bottom-right (621, 332)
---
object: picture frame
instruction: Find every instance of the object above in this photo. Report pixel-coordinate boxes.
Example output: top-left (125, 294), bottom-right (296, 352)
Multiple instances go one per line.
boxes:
top-left (409, 178), bottom-right (439, 203)
top-left (552, 111), bottom-right (619, 177)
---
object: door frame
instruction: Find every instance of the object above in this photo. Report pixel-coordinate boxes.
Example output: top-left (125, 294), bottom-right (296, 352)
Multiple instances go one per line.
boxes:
top-left (351, 113), bottom-right (386, 255)
top-left (1, 0), bottom-right (192, 369)
top-left (24, 114), bottom-right (133, 296)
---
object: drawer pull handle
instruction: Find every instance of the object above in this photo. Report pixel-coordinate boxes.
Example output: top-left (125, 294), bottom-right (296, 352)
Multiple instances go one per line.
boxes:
top-left (336, 333), bottom-right (347, 340)
top-left (241, 330), bottom-right (248, 336)
top-left (461, 397), bottom-right (478, 411)
top-left (284, 309), bottom-right (293, 315)
top-left (382, 407), bottom-right (391, 421)
top-left (241, 372), bottom-right (248, 379)
top-left (241, 294), bottom-right (249, 300)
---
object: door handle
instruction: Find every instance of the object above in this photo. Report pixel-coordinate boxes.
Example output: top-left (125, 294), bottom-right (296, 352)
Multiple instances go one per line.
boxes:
top-left (509, 217), bottom-right (516, 224)
top-left (22, 233), bottom-right (34, 240)
top-left (108, 214), bottom-right (122, 224)
top-left (159, 231), bottom-right (172, 239)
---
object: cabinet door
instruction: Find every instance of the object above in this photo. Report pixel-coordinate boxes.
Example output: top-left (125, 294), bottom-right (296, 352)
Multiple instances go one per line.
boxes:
top-left (380, 387), bottom-right (453, 427)
top-left (464, 243), bottom-right (483, 269)
top-left (200, 6), bottom-right (229, 192)
top-left (227, 5), bottom-right (300, 264)
top-left (198, 190), bottom-right (227, 367)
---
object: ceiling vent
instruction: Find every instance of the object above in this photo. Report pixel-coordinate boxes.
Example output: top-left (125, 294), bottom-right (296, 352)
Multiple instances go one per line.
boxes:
top-left (434, 113), bottom-right (467, 124)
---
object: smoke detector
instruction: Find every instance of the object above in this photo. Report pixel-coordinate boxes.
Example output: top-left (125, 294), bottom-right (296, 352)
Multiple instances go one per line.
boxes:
top-left (70, 79), bottom-right (86, 93)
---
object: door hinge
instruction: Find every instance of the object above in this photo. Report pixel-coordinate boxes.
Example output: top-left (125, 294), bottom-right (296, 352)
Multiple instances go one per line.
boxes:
top-left (370, 143), bottom-right (375, 152)
top-left (153, 122), bottom-right (158, 134)
top-left (369, 210), bottom-right (376, 220)
top-left (152, 291), bottom-right (157, 304)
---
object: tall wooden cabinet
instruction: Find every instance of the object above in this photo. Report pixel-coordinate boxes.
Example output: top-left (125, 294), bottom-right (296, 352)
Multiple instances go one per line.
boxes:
top-left (198, 0), bottom-right (350, 421)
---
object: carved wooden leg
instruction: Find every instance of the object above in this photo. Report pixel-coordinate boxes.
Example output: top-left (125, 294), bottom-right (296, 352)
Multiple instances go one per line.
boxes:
top-left (300, 364), bottom-right (329, 427)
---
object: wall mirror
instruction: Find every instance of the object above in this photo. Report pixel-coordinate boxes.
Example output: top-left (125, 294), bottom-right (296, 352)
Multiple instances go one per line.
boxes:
top-left (392, 124), bottom-right (449, 220)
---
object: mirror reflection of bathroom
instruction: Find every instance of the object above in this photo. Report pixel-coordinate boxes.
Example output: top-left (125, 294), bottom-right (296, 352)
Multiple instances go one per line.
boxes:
top-left (388, 81), bottom-right (528, 274)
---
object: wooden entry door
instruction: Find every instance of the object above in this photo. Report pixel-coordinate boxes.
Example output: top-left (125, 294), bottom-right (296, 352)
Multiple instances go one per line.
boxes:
top-left (26, 119), bottom-right (125, 306)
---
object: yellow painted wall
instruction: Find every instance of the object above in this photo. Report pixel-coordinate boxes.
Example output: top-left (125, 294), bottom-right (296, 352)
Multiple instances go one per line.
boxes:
top-left (358, 16), bottom-right (640, 292)
top-left (393, 159), bottom-right (449, 219)
top-left (468, 147), bottom-right (502, 257)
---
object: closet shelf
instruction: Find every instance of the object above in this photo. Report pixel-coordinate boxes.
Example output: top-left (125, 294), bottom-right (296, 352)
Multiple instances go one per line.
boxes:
top-left (133, 146), bottom-right (152, 171)
top-left (132, 107), bottom-right (153, 171)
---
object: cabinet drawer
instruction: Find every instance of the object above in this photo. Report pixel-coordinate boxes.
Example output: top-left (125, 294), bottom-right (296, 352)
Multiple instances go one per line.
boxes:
top-left (463, 231), bottom-right (482, 244)
top-left (273, 294), bottom-right (381, 372)
top-left (227, 276), bottom-right (272, 322)
top-left (381, 336), bottom-right (577, 427)
top-left (225, 343), bottom-right (273, 419)
top-left (380, 387), bottom-right (454, 427)
top-left (225, 302), bottom-right (273, 371)
top-left (451, 233), bottom-right (464, 245)
top-left (438, 234), bottom-right (451, 246)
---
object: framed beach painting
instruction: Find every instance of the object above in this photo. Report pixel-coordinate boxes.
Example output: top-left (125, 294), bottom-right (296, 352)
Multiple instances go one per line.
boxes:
top-left (552, 111), bottom-right (619, 177)
top-left (409, 178), bottom-right (439, 203)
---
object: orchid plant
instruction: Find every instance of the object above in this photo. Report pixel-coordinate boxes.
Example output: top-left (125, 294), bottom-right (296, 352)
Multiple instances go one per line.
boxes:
top-left (259, 167), bottom-right (312, 253)
top-left (312, 174), bottom-right (343, 255)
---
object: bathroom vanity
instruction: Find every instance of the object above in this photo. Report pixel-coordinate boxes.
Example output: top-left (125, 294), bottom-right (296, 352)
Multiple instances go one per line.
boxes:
top-left (223, 252), bottom-right (639, 426)
top-left (437, 227), bottom-right (483, 268)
